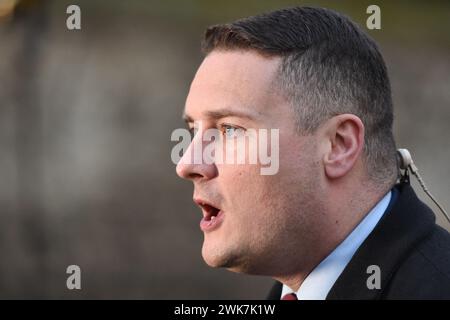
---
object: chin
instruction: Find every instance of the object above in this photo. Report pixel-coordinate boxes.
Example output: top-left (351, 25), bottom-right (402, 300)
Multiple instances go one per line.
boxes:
top-left (202, 247), bottom-right (227, 268)
top-left (202, 245), bottom-right (255, 274)
top-left (202, 243), bottom-right (238, 269)
top-left (202, 254), bottom-right (222, 268)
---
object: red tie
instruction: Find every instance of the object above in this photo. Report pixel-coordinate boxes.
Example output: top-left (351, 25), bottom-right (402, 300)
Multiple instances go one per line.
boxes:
top-left (281, 293), bottom-right (298, 300)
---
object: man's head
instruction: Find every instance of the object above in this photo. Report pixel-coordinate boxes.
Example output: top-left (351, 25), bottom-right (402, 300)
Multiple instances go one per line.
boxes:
top-left (176, 7), bottom-right (398, 279)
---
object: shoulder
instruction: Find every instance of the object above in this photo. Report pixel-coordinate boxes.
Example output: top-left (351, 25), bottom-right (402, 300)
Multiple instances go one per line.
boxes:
top-left (383, 225), bottom-right (450, 299)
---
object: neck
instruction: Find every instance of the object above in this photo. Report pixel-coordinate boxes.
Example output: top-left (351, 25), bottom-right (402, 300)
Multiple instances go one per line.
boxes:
top-left (274, 179), bottom-right (391, 292)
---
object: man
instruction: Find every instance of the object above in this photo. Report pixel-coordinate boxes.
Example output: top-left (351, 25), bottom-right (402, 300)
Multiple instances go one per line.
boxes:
top-left (175, 6), bottom-right (450, 299)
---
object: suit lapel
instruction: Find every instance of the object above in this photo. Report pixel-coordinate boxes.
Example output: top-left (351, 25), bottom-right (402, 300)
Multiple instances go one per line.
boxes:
top-left (266, 281), bottom-right (282, 300)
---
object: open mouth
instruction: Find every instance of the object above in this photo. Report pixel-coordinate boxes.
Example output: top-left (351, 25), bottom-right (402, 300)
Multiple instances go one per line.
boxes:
top-left (199, 203), bottom-right (221, 221)
top-left (194, 199), bottom-right (225, 232)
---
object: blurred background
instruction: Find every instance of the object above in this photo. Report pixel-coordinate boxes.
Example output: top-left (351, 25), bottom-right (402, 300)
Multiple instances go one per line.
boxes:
top-left (0, 0), bottom-right (449, 299)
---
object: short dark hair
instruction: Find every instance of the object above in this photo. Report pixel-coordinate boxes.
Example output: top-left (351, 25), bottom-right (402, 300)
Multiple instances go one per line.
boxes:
top-left (201, 6), bottom-right (398, 186)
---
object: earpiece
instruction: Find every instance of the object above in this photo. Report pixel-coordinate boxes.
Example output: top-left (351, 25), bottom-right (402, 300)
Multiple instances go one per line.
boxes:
top-left (397, 148), bottom-right (413, 170)
top-left (397, 149), bottom-right (450, 224)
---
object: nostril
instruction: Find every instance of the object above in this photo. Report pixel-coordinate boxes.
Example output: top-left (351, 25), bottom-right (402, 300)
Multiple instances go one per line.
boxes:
top-left (188, 172), bottom-right (204, 180)
top-left (176, 158), bottom-right (218, 181)
top-left (176, 162), bottom-right (204, 180)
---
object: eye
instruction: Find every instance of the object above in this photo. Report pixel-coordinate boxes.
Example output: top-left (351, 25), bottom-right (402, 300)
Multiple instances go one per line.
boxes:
top-left (220, 124), bottom-right (244, 138)
top-left (188, 126), bottom-right (198, 138)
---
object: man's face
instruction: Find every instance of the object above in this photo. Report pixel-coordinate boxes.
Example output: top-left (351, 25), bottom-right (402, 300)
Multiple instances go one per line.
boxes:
top-left (176, 50), bottom-right (324, 276)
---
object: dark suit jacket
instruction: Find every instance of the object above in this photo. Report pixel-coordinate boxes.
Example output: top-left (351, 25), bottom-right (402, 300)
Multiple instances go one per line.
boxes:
top-left (266, 182), bottom-right (450, 299)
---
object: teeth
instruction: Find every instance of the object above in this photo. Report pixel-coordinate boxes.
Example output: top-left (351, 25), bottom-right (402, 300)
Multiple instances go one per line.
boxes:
top-left (211, 216), bottom-right (216, 220)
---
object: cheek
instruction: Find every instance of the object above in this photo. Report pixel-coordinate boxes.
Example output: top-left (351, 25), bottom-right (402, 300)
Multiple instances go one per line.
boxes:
top-left (279, 132), bottom-right (320, 175)
top-left (217, 158), bottom-right (264, 182)
top-left (218, 164), bottom-right (270, 211)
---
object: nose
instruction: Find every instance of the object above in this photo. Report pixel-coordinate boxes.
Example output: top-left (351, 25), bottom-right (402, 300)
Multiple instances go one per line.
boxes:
top-left (176, 132), bottom-right (218, 181)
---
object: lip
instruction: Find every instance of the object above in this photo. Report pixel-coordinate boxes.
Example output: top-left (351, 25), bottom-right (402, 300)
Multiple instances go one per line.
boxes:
top-left (193, 198), bottom-right (225, 232)
top-left (199, 210), bottom-right (225, 232)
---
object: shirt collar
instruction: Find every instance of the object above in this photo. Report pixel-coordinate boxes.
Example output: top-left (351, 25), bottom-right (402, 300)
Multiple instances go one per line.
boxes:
top-left (281, 190), bottom-right (392, 300)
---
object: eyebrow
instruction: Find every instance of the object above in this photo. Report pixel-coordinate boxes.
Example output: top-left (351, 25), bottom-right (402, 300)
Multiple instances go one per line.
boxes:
top-left (182, 108), bottom-right (260, 124)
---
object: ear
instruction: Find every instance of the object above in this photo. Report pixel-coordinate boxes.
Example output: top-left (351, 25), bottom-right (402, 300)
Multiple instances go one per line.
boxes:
top-left (322, 114), bottom-right (365, 179)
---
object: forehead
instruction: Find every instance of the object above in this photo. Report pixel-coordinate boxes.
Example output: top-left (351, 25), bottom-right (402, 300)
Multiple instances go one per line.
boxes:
top-left (185, 50), bottom-right (282, 121)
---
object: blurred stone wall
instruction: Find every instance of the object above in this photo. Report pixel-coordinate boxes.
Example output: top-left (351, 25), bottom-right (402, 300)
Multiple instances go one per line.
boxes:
top-left (0, 0), bottom-right (449, 298)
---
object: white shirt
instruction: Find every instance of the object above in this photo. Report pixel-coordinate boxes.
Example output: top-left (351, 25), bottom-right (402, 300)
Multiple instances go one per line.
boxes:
top-left (281, 191), bottom-right (392, 300)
